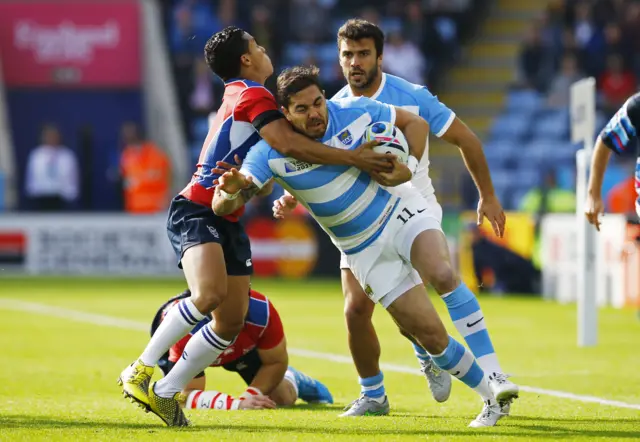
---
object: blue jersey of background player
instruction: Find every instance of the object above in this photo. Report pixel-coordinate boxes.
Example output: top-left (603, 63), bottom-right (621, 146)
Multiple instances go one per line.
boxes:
top-left (586, 92), bottom-right (640, 229)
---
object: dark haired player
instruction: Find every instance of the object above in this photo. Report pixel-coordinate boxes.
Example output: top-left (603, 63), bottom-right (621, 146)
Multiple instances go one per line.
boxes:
top-left (273, 19), bottom-right (517, 419)
top-left (586, 92), bottom-right (640, 228)
top-left (151, 289), bottom-right (333, 411)
top-left (118, 27), bottom-right (393, 427)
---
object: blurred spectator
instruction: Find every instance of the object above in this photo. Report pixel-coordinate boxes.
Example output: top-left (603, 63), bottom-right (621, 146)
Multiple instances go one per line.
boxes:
top-left (190, 59), bottom-right (216, 117)
top-left (289, 0), bottom-right (332, 43)
top-left (383, 31), bottom-right (427, 84)
top-left (600, 53), bottom-right (637, 115)
top-left (547, 52), bottom-right (583, 108)
top-left (518, 25), bottom-right (551, 91)
top-left (25, 124), bottom-right (78, 211)
top-left (519, 169), bottom-right (576, 215)
top-left (120, 122), bottom-right (171, 214)
top-left (621, 1), bottom-right (640, 76)
top-left (607, 175), bottom-right (638, 214)
top-left (468, 224), bottom-right (541, 295)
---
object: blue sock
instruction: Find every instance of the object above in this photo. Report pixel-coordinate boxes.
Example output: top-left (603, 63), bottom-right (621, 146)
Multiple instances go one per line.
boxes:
top-left (359, 371), bottom-right (385, 400)
top-left (412, 342), bottom-right (432, 363)
top-left (442, 283), bottom-right (501, 375)
top-left (431, 336), bottom-right (492, 401)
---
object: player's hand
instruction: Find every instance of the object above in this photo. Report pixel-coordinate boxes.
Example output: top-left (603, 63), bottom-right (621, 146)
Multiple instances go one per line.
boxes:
top-left (352, 140), bottom-right (394, 173)
top-left (218, 168), bottom-right (253, 195)
top-left (273, 194), bottom-right (299, 219)
top-left (372, 157), bottom-right (412, 187)
top-left (238, 395), bottom-right (277, 410)
top-left (585, 194), bottom-right (605, 231)
top-left (212, 154), bottom-right (243, 176)
top-left (477, 195), bottom-right (506, 238)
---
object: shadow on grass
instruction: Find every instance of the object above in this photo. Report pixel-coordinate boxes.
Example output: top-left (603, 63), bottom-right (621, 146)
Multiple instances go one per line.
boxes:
top-left (2, 414), bottom-right (640, 439)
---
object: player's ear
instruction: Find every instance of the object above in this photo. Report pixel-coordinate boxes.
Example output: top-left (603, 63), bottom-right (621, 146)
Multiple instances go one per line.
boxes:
top-left (240, 54), bottom-right (251, 67)
top-left (322, 89), bottom-right (326, 97)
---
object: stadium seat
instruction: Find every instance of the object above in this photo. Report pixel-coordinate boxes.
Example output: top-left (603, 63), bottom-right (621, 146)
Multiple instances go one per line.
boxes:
top-left (532, 109), bottom-right (569, 140)
top-left (489, 114), bottom-right (530, 141)
top-left (484, 140), bottom-right (517, 169)
top-left (284, 43), bottom-right (314, 65)
top-left (505, 89), bottom-right (543, 113)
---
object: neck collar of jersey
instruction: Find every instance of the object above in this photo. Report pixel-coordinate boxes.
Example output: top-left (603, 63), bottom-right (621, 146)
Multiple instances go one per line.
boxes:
top-left (369, 73), bottom-right (387, 100)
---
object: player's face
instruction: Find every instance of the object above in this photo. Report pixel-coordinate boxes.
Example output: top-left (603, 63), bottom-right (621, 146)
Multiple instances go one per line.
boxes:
top-left (245, 33), bottom-right (274, 80)
top-left (339, 38), bottom-right (382, 89)
top-left (283, 85), bottom-right (328, 139)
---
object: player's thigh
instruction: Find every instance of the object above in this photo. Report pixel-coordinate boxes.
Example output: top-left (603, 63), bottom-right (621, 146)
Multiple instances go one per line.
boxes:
top-left (181, 243), bottom-right (228, 312)
top-left (212, 275), bottom-right (250, 338)
top-left (167, 196), bottom-right (229, 311)
top-left (341, 267), bottom-right (375, 320)
top-left (385, 284), bottom-right (448, 351)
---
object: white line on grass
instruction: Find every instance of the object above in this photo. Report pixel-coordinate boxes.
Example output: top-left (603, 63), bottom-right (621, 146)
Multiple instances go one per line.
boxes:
top-left (2, 298), bottom-right (640, 411)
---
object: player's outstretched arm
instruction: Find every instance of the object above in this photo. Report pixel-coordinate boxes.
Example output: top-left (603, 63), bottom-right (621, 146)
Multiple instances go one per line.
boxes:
top-left (260, 118), bottom-right (393, 173)
top-left (251, 338), bottom-right (289, 400)
top-left (212, 168), bottom-right (261, 216)
top-left (586, 137), bottom-right (612, 231)
top-left (180, 374), bottom-right (277, 411)
top-left (441, 117), bottom-right (505, 238)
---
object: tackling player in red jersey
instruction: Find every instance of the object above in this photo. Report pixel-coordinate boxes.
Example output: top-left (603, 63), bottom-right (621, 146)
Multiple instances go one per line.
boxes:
top-left (119, 26), bottom-right (393, 427)
top-left (151, 289), bottom-right (333, 411)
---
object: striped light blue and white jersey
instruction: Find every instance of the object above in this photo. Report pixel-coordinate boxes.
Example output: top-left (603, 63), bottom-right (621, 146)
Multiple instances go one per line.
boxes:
top-left (241, 96), bottom-right (418, 254)
top-left (332, 73), bottom-right (455, 196)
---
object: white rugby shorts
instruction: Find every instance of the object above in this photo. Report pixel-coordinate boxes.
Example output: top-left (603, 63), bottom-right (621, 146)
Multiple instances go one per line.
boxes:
top-left (342, 193), bottom-right (443, 309)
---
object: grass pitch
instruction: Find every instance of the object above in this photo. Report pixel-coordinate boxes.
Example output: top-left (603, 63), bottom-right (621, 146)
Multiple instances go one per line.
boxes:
top-left (0, 277), bottom-right (639, 441)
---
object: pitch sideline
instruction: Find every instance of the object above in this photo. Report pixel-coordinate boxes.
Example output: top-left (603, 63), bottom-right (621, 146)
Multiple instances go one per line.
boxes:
top-left (2, 298), bottom-right (639, 411)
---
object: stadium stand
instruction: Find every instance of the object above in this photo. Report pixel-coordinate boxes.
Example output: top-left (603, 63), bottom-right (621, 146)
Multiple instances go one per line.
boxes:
top-left (160, 0), bottom-right (490, 171)
top-left (483, 0), bottom-right (640, 211)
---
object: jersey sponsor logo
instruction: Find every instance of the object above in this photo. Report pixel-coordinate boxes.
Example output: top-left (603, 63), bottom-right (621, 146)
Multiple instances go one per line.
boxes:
top-left (337, 129), bottom-right (353, 145)
top-left (284, 159), bottom-right (314, 173)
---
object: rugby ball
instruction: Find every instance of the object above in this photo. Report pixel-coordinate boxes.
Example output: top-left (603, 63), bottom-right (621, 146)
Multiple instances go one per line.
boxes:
top-left (362, 121), bottom-right (410, 164)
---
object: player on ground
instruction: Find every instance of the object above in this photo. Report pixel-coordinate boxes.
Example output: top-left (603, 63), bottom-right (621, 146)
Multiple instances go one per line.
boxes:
top-left (272, 19), bottom-right (518, 417)
top-left (214, 66), bottom-right (509, 427)
top-left (118, 26), bottom-right (393, 427)
top-left (585, 92), bottom-right (640, 227)
top-left (152, 289), bottom-right (333, 410)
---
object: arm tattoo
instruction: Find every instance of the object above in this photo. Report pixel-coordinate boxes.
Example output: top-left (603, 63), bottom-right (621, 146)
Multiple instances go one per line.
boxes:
top-left (240, 182), bottom-right (261, 203)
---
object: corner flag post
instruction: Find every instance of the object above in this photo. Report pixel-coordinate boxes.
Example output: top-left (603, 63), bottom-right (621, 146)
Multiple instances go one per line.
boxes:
top-left (570, 77), bottom-right (598, 347)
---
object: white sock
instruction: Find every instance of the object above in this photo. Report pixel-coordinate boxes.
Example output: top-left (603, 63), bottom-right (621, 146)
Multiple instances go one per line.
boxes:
top-left (139, 298), bottom-right (206, 367)
top-left (284, 369), bottom-right (299, 397)
top-left (154, 323), bottom-right (232, 398)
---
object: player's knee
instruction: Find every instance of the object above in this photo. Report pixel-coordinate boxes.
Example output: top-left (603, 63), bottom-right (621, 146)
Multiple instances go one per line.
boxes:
top-left (343, 295), bottom-right (374, 327)
top-left (271, 381), bottom-right (298, 406)
top-left (428, 264), bottom-right (458, 295)
top-left (190, 283), bottom-right (227, 314)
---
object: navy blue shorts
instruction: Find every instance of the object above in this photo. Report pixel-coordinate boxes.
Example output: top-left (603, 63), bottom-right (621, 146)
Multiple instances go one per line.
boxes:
top-left (166, 195), bottom-right (253, 276)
